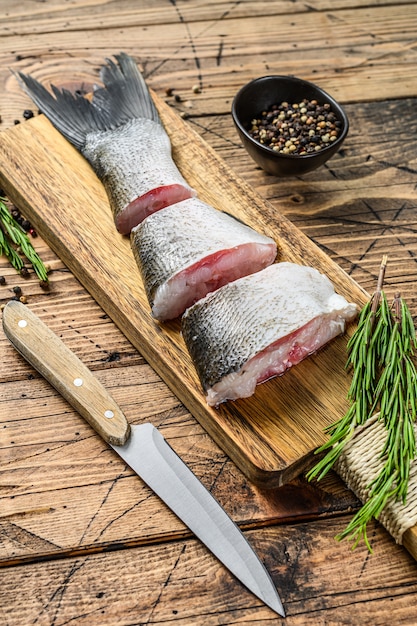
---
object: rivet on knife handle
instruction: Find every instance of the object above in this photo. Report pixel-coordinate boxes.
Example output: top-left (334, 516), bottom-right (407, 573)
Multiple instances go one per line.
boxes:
top-left (2, 300), bottom-right (130, 446)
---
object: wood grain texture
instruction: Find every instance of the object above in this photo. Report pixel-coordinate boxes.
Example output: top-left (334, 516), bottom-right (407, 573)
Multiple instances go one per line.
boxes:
top-left (1, 518), bottom-right (417, 625)
top-left (0, 92), bottom-right (368, 488)
top-left (1, 1), bottom-right (417, 622)
top-left (1, 1), bottom-right (417, 130)
top-left (0, 357), bottom-right (356, 566)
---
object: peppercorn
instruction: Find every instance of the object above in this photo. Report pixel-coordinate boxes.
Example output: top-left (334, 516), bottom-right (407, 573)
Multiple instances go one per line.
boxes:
top-left (23, 109), bottom-right (34, 120)
top-left (248, 98), bottom-right (342, 156)
top-left (11, 207), bottom-right (37, 235)
top-left (0, 276), bottom-right (6, 285)
top-left (13, 285), bottom-right (22, 296)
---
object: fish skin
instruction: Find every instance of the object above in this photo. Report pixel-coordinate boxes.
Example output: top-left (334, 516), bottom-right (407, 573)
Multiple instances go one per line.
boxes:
top-left (15, 53), bottom-right (195, 234)
top-left (83, 118), bottom-right (195, 233)
top-left (181, 262), bottom-right (357, 403)
top-left (131, 197), bottom-right (277, 321)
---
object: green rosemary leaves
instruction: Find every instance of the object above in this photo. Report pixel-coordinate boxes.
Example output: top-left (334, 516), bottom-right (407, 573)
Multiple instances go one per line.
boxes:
top-left (307, 256), bottom-right (417, 550)
top-left (0, 197), bottom-right (49, 282)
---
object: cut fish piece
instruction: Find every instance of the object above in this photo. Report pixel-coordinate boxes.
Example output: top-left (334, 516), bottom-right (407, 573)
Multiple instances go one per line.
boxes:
top-left (16, 53), bottom-right (195, 234)
top-left (83, 118), bottom-right (196, 234)
top-left (181, 262), bottom-right (357, 406)
top-left (131, 197), bottom-right (277, 321)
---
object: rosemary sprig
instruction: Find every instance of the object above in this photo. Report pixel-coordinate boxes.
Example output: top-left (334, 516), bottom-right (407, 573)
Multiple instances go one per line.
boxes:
top-left (306, 257), bottom-right (390, 482)
top-left (336, 293), bottom-right (417, 550)
top-left (0, 225), bottom-right (25, 272)
top-left (307, 256), bottom-right (417, 551)
top-left (0, 197), bottom-right (49, 282)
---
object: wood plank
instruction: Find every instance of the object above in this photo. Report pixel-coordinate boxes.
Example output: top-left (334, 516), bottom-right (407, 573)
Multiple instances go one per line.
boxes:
top-left (0, 91), bottom-right (368, 488)
top-left (3, 0), bottom-right (416, 37)
top-left (1, 517), bottom-right (417, 624)
top-left (1, 4), bottom-right (417, 127)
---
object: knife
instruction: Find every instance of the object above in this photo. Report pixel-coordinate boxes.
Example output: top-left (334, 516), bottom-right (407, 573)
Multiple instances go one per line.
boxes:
top-left (2, 299), bottom-right (285, 617)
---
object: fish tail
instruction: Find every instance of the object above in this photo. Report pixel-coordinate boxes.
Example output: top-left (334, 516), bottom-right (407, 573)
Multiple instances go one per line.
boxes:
top-left (15, 52), bottom-right (160, 152)
top-left (97, 53), bottom-right (160, 124)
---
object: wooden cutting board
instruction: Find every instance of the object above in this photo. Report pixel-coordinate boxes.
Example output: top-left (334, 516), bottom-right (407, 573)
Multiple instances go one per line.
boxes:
top-left (0, 92), bottom-right (368, 488)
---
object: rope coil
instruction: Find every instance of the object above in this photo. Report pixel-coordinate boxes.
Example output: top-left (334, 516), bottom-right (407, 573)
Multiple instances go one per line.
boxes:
top-left (335, 414), bottom-right (417, 544)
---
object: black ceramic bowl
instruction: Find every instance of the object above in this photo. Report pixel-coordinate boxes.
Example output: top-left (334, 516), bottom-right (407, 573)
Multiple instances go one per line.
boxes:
top-left (232, 75), bottom-right (349, 176)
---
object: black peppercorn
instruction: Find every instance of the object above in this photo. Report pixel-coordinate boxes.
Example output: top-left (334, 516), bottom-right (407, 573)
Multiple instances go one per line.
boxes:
top-left (248, 98), bottom-right (341, 156)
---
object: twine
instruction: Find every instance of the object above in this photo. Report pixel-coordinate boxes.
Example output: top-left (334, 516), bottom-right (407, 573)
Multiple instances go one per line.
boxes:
top-left (334, 414), bottom-right (417, 544)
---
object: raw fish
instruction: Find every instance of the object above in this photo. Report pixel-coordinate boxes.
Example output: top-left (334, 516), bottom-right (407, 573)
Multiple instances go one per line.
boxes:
top-left (131, 197), bottom-right (277, 321)
top-left (181, 262), bottom-right (357, 406)
top-left (16, 53), bottom-right (195, 234)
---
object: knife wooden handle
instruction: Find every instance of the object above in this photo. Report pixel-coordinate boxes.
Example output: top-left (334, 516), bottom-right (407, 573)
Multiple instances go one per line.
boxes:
top-left (2, 300), bottom-right (130, 446)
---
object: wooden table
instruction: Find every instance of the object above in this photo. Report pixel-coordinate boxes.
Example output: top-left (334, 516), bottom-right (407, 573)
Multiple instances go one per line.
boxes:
top-left (1, 1), bottom-right (417, 623)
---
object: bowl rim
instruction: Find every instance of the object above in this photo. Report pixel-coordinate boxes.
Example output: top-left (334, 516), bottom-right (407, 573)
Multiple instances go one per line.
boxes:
top-left (231, 74), bottom-right (349, 161)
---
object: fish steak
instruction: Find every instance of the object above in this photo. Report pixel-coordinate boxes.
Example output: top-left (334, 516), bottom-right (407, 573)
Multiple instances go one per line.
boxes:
top-left (131, 197), bottom-right (277, 321)
top-left (181, 262), bottom-right (357, 405)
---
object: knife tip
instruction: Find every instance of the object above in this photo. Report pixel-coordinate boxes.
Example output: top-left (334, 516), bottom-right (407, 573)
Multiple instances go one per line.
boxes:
top-left (262, 591), bottom-right (285, 618)
top-left (272, 601), bottom-right (286, 618)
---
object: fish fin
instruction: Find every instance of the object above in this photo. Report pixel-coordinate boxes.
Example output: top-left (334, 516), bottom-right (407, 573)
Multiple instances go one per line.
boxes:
top-left (14, 72), bottom-right (96, 150)
top-left (96, 53), bottom-right (160, 124)
top-left (15, 53), bottom-right (160, 152)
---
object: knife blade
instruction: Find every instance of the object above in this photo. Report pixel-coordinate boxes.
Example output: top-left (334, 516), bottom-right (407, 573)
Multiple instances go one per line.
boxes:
top-left (2, 300), bottom-right (285, 617)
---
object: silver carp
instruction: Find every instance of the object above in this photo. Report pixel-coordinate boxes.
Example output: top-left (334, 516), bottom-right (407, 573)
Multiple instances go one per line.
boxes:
top-left (131, 197), bottom-right (277, 321)
top-left (16, 53), bottom-right (195, 234)
top-left (181, 262), bottom-right (357, 406)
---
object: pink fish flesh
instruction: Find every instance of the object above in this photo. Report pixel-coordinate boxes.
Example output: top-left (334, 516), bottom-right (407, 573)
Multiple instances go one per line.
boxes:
top-left (131, 197), bottom-right (277, 321)
top-left (115, 183), bottom-right (194, 235)
top-left (181, 262), bottom-right (357, 406)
